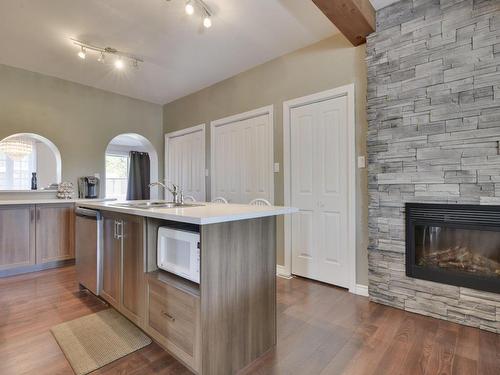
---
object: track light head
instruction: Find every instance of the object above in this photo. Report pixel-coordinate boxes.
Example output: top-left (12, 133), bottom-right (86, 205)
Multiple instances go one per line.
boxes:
top-left (203, 15), bottom-right (212, 28)
top-left (114, 58), bottom-right (124, 70)
top-left (185, 0), bottom-right (194, 15)
top-left (78, 46), bottom-right (86, 59)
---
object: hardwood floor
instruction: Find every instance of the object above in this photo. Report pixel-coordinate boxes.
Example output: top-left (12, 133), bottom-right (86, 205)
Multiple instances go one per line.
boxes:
top-left (0, 266), bottom-right (498, 375)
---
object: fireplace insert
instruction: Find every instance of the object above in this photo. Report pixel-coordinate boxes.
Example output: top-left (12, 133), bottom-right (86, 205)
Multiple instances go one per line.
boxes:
top-left (406, 203), bottom-right (500, 293)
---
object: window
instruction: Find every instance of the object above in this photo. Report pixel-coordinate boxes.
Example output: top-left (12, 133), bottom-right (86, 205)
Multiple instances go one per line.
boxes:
top-left (105, 153), bottom-right (129, 200)
top-left (0, 135), bottom-right (60, 190)
top-left (0, 156), bottom-right (6, 189)
top-left (0, 149), bottom-right (36, 190)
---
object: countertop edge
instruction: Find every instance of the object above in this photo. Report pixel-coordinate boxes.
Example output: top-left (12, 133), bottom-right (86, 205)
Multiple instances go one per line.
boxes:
top-left (76, 202), bottom-right (297, 225)
top-left (0, 198), bottom-right (114, 206)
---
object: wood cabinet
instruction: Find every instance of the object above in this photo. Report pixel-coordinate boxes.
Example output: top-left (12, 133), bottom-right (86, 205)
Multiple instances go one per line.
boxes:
top-left (35, 203), bottom-right (75, 264)
top-left (0, 203), bottom-right (74, 276)
top-left (100, 213), bottom-right (276, 375)
top-left (121, 214), bottom-right (145, 324)
top-left (0, 205), bottom-right (35, 271)
top-left (101, 211), bottom-right (145, 325)
top-left (146, 271), bottom-right (201, 373)
top-left (101, 214), bottom-right (121, 309)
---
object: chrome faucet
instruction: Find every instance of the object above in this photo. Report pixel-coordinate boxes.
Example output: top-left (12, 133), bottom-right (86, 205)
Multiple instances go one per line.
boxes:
top-left (149, 181), bottom-right (183, 204)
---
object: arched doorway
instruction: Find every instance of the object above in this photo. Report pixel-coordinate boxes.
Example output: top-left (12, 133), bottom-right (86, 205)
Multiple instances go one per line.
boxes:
top-left (0, 133), bottom-right (62, 190)
top-left (105, 134), bottom-right (159, 200)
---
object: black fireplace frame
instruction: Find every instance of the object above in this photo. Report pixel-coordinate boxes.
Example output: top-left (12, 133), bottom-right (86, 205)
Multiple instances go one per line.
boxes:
top-left (405, 202), bottom-right (500, 293)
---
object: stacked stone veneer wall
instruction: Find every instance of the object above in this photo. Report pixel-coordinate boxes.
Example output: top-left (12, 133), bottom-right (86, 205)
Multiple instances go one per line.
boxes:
top-left (367, 0), bottom-right (500, 333)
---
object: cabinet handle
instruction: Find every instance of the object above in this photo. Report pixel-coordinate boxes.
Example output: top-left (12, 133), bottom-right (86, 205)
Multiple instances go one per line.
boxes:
top-left (113, 220), bottom-right (124, 239)
top-left (117, 220), bottom-right (124, 239)
top-left (162, 311), bottom-right (175, 322)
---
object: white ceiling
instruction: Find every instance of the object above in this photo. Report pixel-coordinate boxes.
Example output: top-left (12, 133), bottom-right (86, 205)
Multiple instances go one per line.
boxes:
top-left (0, 0), bottom-right (340, 105)
top-left (109, 134), bottom-right (146, 147)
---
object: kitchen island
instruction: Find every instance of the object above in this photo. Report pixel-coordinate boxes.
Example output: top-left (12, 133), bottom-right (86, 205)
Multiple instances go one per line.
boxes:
top-left (76, 200), bottom-right (296, 375)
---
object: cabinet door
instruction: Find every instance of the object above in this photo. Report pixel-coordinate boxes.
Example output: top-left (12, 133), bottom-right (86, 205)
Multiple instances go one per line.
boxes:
top-left (35, 203), bottom-right (75, 264)
top-left (101, 213), bottom-right (121, 308)
top-left (121, 214), bottom-right (145, 324)
top-left (0, 205), bottom-right (35, 271)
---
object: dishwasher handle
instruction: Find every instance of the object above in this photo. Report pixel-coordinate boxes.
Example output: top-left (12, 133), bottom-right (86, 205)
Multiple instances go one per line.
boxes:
top-left (75, 207), bottom-right (101, 219)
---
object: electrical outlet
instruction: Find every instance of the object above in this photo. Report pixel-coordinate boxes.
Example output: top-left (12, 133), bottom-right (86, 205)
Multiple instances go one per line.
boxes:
top-left (357, 156), bottom-right (366, 169)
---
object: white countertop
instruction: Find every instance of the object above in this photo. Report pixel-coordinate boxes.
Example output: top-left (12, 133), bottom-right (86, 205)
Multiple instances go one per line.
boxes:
top-left (0, 198), bottom-right (113, 206)
top-left (0, 190), bottom-right (58, 193)
top-left (77, 201), bottom-right (297, 225)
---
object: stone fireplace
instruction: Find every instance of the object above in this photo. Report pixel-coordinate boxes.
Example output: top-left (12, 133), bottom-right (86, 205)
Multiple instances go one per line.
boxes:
top-left (406, 203), bottom-right (500, 293)
top-left (366, 0), bottom-right (500, 333)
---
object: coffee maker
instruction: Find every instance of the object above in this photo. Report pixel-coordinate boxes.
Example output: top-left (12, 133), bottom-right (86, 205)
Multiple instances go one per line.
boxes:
top-left (78, 176), bottom-right (100, 199)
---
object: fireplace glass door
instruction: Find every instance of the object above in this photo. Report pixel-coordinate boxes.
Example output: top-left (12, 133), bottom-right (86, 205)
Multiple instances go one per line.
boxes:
top-left (414, 225), bottom-right (500, 279)
top-left (406, 203), bottom-right (500, 293)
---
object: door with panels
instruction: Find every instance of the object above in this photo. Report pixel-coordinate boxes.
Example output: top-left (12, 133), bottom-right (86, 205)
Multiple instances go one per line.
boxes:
top-left (211, 108), bottom-right (273, 204)
top-left (101, 212), bottom-right (121, 308)
top-left (35, 203), bottom-right (75, 264)
top-left (165, 125), bottom-right (206, 202)
top-left (0, 205), bottom-right (35, 271)
top-left (290, 95), bottom-right (350, 288)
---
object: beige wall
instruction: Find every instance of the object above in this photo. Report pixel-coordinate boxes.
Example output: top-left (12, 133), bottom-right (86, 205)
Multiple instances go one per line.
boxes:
top-left (0, 64), bottom-right (163, 196)
top-left (163, 35), bottom-right (369, 285)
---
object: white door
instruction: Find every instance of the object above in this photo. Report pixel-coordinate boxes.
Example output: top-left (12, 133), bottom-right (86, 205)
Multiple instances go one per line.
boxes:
top-left (212, 120), bottom-right (242, 203)
top-left (290, 96), bottom-right (350, 288)
top-left (165, 125), bottom-right (206, 201)
top-left (211, 108), bottom-right (273, 203)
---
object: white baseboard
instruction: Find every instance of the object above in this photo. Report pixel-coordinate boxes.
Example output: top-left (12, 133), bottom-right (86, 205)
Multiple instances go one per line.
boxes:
top-left (275, 267), bottom-right (368, 296)
top-left (276, 265), bottom-right (293, 279)
top-left (354, 284), bottom-right (369, 297)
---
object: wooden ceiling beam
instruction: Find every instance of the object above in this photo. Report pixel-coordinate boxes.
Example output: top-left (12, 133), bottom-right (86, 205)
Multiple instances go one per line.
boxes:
top-left (312, 0), bottom-right (376, 46)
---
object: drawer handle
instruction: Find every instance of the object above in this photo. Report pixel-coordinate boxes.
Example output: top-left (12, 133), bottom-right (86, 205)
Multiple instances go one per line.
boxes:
top-left (162, 311), bottom-right (175, 322)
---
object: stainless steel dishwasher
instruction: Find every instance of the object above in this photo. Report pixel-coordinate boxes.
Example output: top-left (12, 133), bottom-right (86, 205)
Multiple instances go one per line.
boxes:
top-left (75, 207), bottom-right (103, 296)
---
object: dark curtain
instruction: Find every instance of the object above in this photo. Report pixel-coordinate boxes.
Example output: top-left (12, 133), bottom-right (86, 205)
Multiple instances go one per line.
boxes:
top-left (126, 151), bottom-right (150, 200)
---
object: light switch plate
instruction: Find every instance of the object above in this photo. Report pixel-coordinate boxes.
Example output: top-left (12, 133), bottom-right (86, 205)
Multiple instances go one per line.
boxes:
top-left (205, 169), bottom-right (209, 177)
top-left (357, 156), bottom-right (366, 168)
top-left (274, 163), bottom-right (280, 173)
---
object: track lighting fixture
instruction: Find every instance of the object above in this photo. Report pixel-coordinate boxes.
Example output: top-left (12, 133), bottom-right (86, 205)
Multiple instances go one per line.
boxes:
top-left (70, 39), bottom-right (143, 71)
top-left (172, 0), bottom-right (213, 29)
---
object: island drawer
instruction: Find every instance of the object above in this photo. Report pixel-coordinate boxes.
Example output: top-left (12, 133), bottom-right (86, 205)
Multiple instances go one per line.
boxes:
top-left (146, 272), bottom-right (201, 372)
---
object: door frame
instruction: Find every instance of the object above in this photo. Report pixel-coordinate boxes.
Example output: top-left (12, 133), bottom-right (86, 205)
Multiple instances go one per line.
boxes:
top-left (210, 105), bottom-right (274, 203)
top-left (164, 123), bottom-right (206, 201)
top-left (282, 84), bottom-right (357, 293)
